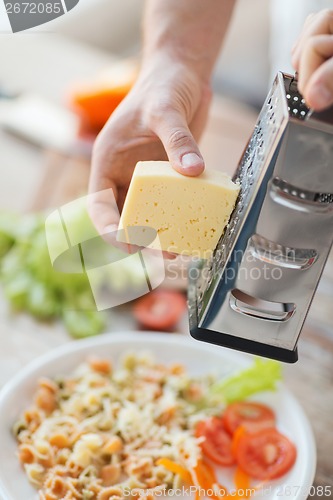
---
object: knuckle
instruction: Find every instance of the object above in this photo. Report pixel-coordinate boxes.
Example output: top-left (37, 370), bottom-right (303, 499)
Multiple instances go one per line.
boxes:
top-left (167, 129), bottom-right (191, 150)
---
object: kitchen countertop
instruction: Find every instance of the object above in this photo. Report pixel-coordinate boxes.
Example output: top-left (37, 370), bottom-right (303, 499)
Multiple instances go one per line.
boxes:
top-left (0, 33), bottom-right (332, 499)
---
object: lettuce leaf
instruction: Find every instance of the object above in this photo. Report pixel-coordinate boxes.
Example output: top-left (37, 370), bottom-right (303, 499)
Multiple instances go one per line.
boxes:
top-left (210, 358), bottom-right (282, 403)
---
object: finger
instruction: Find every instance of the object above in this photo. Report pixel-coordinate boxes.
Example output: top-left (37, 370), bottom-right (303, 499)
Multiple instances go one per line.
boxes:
top-left (292, 12), bottom-right (317, 70)
top-left (151, 110), bottom-right (205, 177)
top-left (304, 55), bottom-right (333, 110)
top-left (298, 35), bottom-right (333, 94)
top-left (88, 159), bottom-right (121, 236)
top-left (298, 34), bottom-right (333, 94)
top-left (88, 132), bottom-right (127, 253)
top-left (87, 184), bottom-right (132, 253)
top-left (292, 10), bottom-right (333, 70)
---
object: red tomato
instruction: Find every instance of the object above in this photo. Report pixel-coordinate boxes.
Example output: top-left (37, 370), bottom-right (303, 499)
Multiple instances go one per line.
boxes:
top-left (235, 428), bottom-right (297, 480)
top-left (196, 417), bottom-right (236, 466)
top-left (224, 402), bottom-right (276, 435)
top-left (133, 290), bottom-right (187, 331)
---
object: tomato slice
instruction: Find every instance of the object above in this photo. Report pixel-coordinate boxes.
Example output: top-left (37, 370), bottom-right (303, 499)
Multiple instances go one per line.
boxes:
top-left (235, 428), bottom-right (297, 480)
top-left (224, 402), bottom-right (276, 435)
top-left (133, 290), bottom-right (187, 331)
top-left (196, 417), bottom-right (236, 466)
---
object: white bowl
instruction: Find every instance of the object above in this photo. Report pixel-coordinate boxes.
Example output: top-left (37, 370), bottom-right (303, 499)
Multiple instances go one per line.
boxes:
top-left (0, 332), bottom-right (316, 500)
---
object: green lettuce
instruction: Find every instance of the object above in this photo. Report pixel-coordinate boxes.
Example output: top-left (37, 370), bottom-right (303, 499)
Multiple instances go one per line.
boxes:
top-left (210, 358), bottom-right (282, 403)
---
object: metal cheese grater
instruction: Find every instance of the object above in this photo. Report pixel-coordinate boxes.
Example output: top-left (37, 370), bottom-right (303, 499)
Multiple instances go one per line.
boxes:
top-left (188, 72), bottom-right (333, 363)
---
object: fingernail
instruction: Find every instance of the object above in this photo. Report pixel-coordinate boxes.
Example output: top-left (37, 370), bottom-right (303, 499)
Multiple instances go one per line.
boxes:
top-left (181, 152), bottom-right (203, 168)
top-left (308, 84), bottom-right (332, 109)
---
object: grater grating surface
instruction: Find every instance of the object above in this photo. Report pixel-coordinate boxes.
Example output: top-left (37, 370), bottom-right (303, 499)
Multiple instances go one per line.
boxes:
top-left (195, 74), bottom-right (287, 323)
top-left (189, 72), bottom-right (333, 363)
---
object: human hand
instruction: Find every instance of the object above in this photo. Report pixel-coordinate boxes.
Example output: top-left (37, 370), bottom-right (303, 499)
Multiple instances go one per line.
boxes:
top-left (292, 9), bottom-right (333, 110)
top-left (88, 57), bottom-right (211, 236)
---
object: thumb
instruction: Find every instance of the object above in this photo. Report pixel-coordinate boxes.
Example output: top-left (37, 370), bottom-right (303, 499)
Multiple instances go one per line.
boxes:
top-left (152, 110), bottom-right (205, 177)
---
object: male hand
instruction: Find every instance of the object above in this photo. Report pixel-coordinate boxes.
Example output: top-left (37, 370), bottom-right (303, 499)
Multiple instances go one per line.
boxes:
top-left (89, 58), bottom-right (211, 236)
top-left (292, 9), bottom-right (333, 111)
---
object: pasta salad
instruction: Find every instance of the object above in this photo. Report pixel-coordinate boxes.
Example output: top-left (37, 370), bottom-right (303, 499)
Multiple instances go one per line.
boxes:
top-left (13, 353), bottom-right (295, 500)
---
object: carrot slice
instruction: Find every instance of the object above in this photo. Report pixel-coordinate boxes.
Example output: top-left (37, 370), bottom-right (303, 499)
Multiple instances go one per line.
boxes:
top-left (195, 490), bottom-right (201, 500)
top-left (232, 427), bottom-right (265, 499)
top-left (220, 467), bottom-right (253, 500)
top-left (156, 458), bottom-right (192, 484)
top-left (194, 460), bottom-right (210, 490)
top-left (231, 426), bottom-right (247, 457)
top-left (194, 460), bottom-right (228, 499)
top-left (235, 467), bottom-right (251, 493)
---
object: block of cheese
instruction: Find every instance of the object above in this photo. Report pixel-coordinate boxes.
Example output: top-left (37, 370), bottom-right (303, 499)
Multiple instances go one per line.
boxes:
top-left (118, 161), bottom-right (240, 258)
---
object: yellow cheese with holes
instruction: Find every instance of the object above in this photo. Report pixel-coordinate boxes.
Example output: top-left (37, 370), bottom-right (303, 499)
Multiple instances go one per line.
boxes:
top-left (118, 161), bottom-right (240, 258)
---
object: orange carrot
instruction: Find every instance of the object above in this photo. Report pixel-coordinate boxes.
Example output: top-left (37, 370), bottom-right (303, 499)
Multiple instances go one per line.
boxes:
top-left (89, 357), bottom-right (112, 374)
top-left (235, 467), bottom-right (251, 492)
top-left (156, 458), bottom-right (192, 484)
top-left (221, 467), bottom-right (254, 500)
top-left (195, 490), bottom-right (201, 500)
top-left (231, 426), bottom-right (247, 457)
top-left (194, 460), bottom-right (228, 499)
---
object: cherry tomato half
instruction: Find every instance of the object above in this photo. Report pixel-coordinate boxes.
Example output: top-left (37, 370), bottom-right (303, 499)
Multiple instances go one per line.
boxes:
top-left (235, 428), bottom-right (297, 480)
top-left (133, 290), bottom-right (187, 331)
top-left (196, 417), bottom-right (236, 466)
top-left (224, 402), bottom-right (276, 435)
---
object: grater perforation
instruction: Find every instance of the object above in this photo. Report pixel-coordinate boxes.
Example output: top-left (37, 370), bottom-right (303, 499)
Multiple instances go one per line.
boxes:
top-left (286, 74), bottom-right (311, 120)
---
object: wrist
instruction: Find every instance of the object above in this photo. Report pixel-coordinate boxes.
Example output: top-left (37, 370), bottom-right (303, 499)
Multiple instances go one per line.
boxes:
top-left (141, 49), bottom-right (211, 86)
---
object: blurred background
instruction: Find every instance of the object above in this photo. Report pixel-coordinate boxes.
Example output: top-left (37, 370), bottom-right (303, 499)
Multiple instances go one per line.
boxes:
top-left (0, 0), bottom-right (332, 491)
top-left (1, 0), bottom-right (332, 208)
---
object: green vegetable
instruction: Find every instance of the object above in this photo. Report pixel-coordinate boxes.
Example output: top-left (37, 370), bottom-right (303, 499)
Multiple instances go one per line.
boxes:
top-left (62, 309), bottom-right (105, 338)
top-left (3, 271), bottom-right (34, 310)
top-left (0, 203), bottom-right (149, 337)
top-left (0, 212), bottom-right (20, 258)
top-left (210, 358), bottom-right (282, 403)
top-left (27, 281), bottom-right (60, 319)
top-left (0, 210), bottom-right (106, 337)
